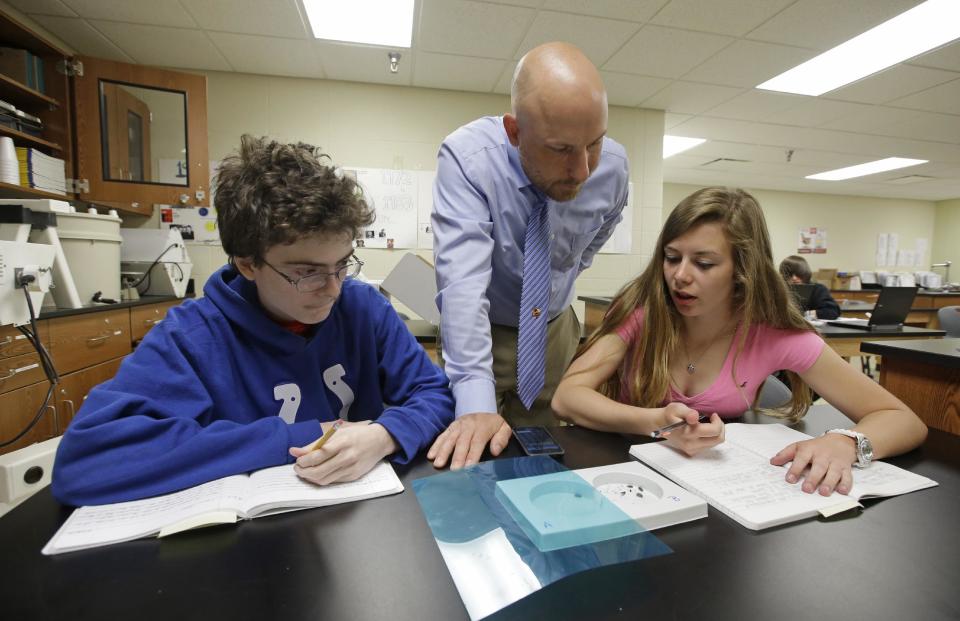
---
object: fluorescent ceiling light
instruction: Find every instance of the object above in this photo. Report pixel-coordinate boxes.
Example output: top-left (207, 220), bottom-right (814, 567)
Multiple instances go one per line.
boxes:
top-left (757, 0), bottom-right (960, 96)
top-left (663, 136), bottom-right (706, 158)
top-left (806, 158), bottom-right (927, 181)
top-left (303, 0), bottom-right (414, 47)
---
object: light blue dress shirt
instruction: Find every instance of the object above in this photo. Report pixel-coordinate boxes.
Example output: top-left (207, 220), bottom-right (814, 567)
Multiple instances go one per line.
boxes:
top-left (432, 116), bottom-right (630, 416)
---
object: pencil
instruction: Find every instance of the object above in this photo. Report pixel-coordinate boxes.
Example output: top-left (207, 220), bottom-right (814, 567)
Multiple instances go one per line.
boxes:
top-left (650, 414), bottom-right (710, 439)
top-left (308, 419), bottom-right (343, 452)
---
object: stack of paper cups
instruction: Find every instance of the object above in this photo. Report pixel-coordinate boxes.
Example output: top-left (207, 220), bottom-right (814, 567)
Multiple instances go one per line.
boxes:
top-left (0, 137), bottom-right (19, 185)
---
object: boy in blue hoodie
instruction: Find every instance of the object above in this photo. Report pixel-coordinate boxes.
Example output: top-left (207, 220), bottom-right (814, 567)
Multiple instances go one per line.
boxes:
top-left (52, 136), bottom-right (455, 506)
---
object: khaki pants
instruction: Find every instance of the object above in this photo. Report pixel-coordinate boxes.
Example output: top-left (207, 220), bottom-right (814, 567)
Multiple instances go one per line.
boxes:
top-left (440, 306), bottom-right (581, 427)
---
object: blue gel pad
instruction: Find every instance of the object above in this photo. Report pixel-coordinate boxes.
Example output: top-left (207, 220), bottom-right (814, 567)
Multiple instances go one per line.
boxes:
top-left (495, 470), bottom-right (642, 552)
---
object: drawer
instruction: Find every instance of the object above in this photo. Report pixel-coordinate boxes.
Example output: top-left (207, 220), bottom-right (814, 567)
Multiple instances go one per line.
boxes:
top-left (49, 309), bottom-right (132, 375)
top-left (0, 321), bottom-right (49, 362)
top-left (130, 300), bottom-right (180, 343)
top-left (0, 382), bottom-right (58, 455)
top-left (0, 350), bottom-right (48, 395)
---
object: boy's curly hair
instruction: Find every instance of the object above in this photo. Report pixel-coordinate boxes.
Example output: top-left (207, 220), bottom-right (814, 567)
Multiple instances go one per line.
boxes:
top-left (214, 135), bottom-right (374, 264)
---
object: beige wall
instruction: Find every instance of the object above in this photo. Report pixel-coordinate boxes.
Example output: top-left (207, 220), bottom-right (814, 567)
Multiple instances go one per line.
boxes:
top-left (664, 183), bottom-right (938, 275)
top-left (188, 70), bottom-right (664, 316)
top-left (933, 198), bottom-right (960, 284)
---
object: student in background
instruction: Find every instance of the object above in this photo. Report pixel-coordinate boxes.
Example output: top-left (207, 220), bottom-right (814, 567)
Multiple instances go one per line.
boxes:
top-left (779, 254), bottom-right (841, 319)
top-left (429, 41), bottom-right (629, 470)
top-left (552, 187), bottom-right (926, 496)
top-left (52, 135), bottom-right (454, 506)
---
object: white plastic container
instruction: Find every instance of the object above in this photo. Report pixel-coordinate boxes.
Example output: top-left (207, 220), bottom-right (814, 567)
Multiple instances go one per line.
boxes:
top-left (54, 210), bottom-right (123, 304)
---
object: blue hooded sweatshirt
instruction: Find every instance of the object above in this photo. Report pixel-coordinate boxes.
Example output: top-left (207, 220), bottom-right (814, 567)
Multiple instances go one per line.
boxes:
top-left (52, 266), bottom-right (454, 506)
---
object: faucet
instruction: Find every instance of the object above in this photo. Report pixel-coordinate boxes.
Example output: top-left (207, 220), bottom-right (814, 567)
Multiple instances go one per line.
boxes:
top-left (931, 261), bottom-right (952, 286)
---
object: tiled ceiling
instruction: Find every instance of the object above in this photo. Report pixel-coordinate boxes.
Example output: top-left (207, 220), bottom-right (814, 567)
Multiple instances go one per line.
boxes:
top-left (11, 0), bottom-right (960, 201)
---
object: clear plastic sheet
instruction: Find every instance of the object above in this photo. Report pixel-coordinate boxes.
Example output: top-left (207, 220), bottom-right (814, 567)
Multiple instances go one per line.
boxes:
top-left (413, 456), bottom-right (672, 620)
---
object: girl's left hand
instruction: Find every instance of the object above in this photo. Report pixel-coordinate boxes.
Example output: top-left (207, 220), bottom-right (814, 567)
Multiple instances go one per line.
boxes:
top-left (769, 434), bottom-right (858, 495)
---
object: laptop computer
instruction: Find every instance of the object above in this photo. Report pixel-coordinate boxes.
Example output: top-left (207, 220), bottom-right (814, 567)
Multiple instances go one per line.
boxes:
top-left (826, 286), bottom-right (917, 332)
top-left (789, 283), bottom-right (817, 312)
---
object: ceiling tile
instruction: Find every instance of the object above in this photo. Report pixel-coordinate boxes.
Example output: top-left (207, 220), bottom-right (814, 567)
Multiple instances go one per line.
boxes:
top-left (826, 64), bottom-right (958, 104)
top-left (776, 98), bottom-right (875, 128)
top-left (820, 105), bottom-right (925, 134)
top-left (89, 21), bottom-right (231, 70)
top-left (604, 25), bottom-right (733, 79)
top-left (492, 61), bottom-right (518, 94)
top-left (882, 110), bottom-right (960, 144)
top-left (682, 40), bottom-right (815, 87)
top-left (478, 0), bottom-right (544, 7)
top-left (418, 0), bottom-right (534, 59)
top-left (541, 0), bottom-right (667, 22)
top-left (208, 33), bottom-right (323, 78)
top-left (513, 11), bottom-right (641, 65)
top-left (650, 0), bottom-right (794, 37)
top-left (640, 81), bottom-right (742, 114)
top-left (745, 0), bottom-right (923, 50)
top-left (908, 40), bottom-right (960, 73)
top-left (60, 0), bottom-right (197, 28)
top-left (890, 78), bottom-right (960, 115)
top-left (413, 52), bottom-right (506, 92)
top-left (181, 0), bottom-right (309, 39)
top-left (6, 0), bottom-right (76, 17)
top-left (315, 42), bottom-right (413, 86)
top-left (702, 90), bottom-right (804, 122)
top-left (29, 15), bottom-right (133, 61)
top-left (601, 71), bottom-right (672, 107)
top-left (664, 112), bottom-right (692, 128)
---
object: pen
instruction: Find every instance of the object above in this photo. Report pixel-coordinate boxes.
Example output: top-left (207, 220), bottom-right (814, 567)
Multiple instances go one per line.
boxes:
top-left (650, 414), bottom-right (710, 439)
top-left (308, 419), bottom-right (343, 452)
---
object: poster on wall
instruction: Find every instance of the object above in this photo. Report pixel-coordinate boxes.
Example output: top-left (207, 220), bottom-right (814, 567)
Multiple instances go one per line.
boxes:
top-left (798, 227), bottom-right (827, 254)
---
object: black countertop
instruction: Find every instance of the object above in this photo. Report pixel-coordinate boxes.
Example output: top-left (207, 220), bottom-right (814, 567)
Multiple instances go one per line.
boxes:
top-left (860, 337), bottom-right (960, 369)
top-left (37, 295), bottom-right (186, 320)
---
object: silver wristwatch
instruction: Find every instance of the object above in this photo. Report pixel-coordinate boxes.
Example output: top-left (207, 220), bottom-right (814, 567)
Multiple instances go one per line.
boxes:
top-left (825, 429), bottom-right (874, 468)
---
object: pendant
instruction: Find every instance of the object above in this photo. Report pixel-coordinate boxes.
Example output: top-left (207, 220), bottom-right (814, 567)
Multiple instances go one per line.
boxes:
top-left (686, 363), bottom-right (696, 374)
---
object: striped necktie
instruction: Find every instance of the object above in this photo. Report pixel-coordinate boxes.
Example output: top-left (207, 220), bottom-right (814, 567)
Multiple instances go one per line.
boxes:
top-left (517, 199), bottom-right (551, 410)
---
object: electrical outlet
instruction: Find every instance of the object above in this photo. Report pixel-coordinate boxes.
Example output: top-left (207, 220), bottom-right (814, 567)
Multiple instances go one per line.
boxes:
top-left (0, 436), bottom-right (60, 518)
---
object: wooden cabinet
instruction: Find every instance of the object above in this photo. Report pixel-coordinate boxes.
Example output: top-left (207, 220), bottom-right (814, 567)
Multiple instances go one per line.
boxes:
top-left (48, 308), bottom-right (131, 374)
top-left (55, 357), bottom-right (124, 430)
top-left (0, 298), bottom-right (180, 455)
top-left (0, 10), bottom-right (209, 215)
top-left (130, 299), bottom-right (179, 343)
top-left (0, 11), bottom-right (72, 201)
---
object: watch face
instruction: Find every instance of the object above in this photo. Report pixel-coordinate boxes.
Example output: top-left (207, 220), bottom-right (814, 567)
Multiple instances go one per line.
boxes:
top-left (858, 435), bottom-right (874, 461)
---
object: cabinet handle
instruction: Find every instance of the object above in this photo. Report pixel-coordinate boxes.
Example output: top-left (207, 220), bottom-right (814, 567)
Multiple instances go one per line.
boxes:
top-left (63, 399), bottom-right (75, 422)
top-left (87, 333), bottom-right (112, 345)
top-left (0, 362), bottom-right (40, 381)
top-left (47, 404), bottom-right (59, 436)
top-left (143, 318), bottom-right (162, 326)
top-left (0, 368), bottom-right (14, 381)
top-left (0, 335), bottom-right (12, 346)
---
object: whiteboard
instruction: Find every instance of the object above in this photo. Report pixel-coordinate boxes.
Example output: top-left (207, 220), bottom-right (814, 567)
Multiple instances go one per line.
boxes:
top-left (349, 167), bottom-right (419, 249)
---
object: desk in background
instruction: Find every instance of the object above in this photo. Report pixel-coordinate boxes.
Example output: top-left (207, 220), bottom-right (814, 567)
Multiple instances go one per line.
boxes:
top-left (833, 290), bottom-right (960, 328)
top-left (2, 406), bottom-right (958, 621)
top-left (578, 296), bottom-right (946, 359)
top-left (860, 338), bottom-right (960, 435)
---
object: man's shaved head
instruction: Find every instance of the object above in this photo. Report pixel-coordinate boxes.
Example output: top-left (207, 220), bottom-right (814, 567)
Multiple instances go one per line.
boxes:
top-left (504, 42), bottom-right (609, 202)
top-left (511, 42), bottom-right (607, 121)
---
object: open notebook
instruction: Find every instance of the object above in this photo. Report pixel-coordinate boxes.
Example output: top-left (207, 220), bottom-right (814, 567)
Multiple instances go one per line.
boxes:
top-left (630, 424), bottom-right (936, 531)
top-left (43, 461), bottom-right (403, 555)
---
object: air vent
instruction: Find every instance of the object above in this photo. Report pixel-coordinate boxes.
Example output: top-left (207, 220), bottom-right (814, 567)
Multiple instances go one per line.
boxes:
top-left (884, 174), bottom-right (935, 185)
top-left (700, 158), bottom-right (751, 167)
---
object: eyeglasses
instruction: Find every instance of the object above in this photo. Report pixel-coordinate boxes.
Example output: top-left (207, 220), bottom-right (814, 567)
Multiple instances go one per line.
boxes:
top-left (262, 257), bottom-right (364, 293)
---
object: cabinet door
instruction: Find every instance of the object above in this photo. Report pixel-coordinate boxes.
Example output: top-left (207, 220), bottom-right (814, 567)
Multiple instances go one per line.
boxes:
top-left (49, 308), bottom-right (131, 375)
top-left (56, 356), bottom-right (124, 431)
top-left (73, 56), bottom-right (208, 212)
top-left (0, 381), bottom-right (57, 455)
top-left (130, 300), bottom-right (180, 344)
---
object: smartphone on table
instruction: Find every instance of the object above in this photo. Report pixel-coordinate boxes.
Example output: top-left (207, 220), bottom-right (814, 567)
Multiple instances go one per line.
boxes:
top-left (512, 426), bottom-right (565, 457)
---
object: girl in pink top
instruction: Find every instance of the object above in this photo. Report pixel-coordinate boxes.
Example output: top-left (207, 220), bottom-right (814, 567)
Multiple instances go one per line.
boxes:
top-left (553, 187), bottom-right (927, 497)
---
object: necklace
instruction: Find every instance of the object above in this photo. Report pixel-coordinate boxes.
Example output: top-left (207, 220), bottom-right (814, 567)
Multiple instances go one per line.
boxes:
top-left (682, 322), bottom-right (736, 375)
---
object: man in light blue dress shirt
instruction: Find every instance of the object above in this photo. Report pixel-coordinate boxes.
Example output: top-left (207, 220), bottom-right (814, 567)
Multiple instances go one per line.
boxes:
top-left (428, 42), bottom-right (630, 469)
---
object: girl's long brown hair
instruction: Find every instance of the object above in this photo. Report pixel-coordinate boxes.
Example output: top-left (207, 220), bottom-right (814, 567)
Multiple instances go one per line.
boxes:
top-left (577, 187), bottom-right (814, 421)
